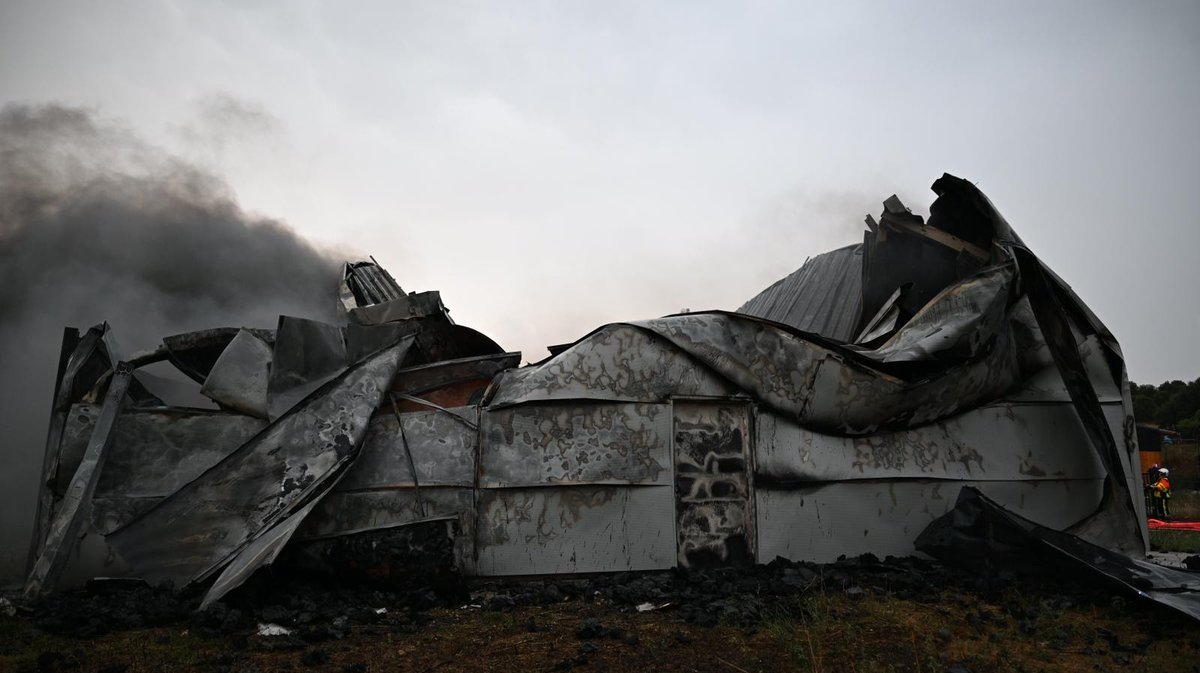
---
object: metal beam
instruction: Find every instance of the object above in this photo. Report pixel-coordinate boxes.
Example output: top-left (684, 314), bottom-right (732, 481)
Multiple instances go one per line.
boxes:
top-left (25, 363), bottom-right (132, 598)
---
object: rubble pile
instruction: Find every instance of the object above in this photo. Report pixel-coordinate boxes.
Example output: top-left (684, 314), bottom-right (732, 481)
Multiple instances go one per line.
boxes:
top-left (12, 553), bottom-right (1121, 641)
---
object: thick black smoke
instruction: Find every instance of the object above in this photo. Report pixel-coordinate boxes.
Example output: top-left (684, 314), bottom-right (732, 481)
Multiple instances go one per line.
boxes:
top-left (0, 104), bottom-right (342, 583)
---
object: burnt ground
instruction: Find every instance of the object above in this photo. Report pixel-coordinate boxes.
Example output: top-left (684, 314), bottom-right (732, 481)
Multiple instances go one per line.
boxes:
top-left (2, 554), bottom-right (1198, 673)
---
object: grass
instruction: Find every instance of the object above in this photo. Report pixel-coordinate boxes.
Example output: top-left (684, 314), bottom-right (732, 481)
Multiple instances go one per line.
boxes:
top-left (747, 587), bottom-right (1200, 673)
top-left (1149, 530), bottom-right (1200, 553)
top-left (1163, 490), bottom-right (1200, 519)
top-left (3, 585), bottom-right (1199, 673)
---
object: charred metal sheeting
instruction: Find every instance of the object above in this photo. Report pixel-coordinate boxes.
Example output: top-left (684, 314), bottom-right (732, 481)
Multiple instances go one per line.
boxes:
top-left (634, 311), bottom-right (1019, 434)
top-left (54, 406), bottom-right (266, 533)
top-left (345, 321), bottom-right (422, 363)
top-left (487, 325), bottom-right (735, 408)
top-left (301, 490), bottom-right (474, 540)
top-left (107, 340), bottom-right (411, 588)
top-left (493, 306), bottom-right (1018, 435)
top-left (481, 403), bottom-right (671, 487)
top-left (349, 291), bottom-right (449, 326)
top-left (23, 177), bottom-right (1156, 605)
top-left (266, 316), bottom-right (349, 421)
top-left (854, 284), bottom-right (904, 345)
top-left (917, 488), bottom-right (1200, 622)
top-left (290, 521), bottom-right (457, 588)
top-left (200, 328), bottom-right (273, 418)
top-left (737, 243), bottom-right (864, 342)
top-left (674, 402), bottom-right (754, 569)
top-left (760, 480), bottom-right (1104, 564)
top-left (475, 487), bottom-right (676, 575)
top-left (754, 403), bottom-right (1106, 484)
top-left (200, 498), bottom-right (321, 609)
top-left (161, 327), bottom-right (275, 385)
top-left (298, 407), bottom-right (477, 539)
top-left (26, 364), bottom-right (133, 598)
top-left (343, 407), bottom-right (478, 489)
top-left (341, 259), bottom-right (451, 326)
top-left (860, 264), bottom-right (1012, 364)
top-left (410, 322), bottom-right (506, 366)
top-left (28, 325), bottom-right (95, 574)
top-left (1014, 247), bottom-right (1145, 555)
top-left (341, 259), bottom-right (405, 309)
top-left (394, 352), bottom-right (522, 398)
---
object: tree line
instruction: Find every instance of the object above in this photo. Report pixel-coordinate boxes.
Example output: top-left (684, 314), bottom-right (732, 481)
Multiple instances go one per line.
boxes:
top-left (1131, 377), bottom-right (1200, 439)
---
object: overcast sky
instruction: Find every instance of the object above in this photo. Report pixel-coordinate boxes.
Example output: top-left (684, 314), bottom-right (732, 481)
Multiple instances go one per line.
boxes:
top-left (2, 0), bottom-right (1197, 382)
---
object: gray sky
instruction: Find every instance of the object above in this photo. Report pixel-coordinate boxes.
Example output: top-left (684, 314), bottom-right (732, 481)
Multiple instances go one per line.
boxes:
top-left (2, 0), bottom-right (1197, 381)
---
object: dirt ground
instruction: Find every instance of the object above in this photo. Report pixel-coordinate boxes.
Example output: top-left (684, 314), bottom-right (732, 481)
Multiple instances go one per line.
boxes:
top-left (2, 577), bottom-right (1196, 673)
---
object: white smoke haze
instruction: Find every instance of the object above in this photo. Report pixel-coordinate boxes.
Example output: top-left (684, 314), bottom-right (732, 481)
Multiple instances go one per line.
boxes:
top-left (0, 103), bottom-right (343, 583)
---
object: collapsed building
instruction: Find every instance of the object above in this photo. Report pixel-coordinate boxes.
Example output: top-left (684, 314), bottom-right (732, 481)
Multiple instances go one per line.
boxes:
top-left (22, 174), bottom-right (1200, 618)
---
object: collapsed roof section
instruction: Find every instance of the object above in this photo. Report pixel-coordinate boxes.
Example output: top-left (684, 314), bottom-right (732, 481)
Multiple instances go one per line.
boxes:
top-left (25, 175), bottom-right (1193, 619)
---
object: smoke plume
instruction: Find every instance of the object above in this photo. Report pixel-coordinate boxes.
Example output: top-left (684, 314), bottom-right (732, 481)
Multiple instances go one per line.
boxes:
top-left (0, 104), bottom-right (341, 583)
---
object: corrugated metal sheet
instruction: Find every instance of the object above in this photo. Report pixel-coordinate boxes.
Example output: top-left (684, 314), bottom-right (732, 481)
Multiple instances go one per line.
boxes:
top-left (299, 490), bottom-right (472, 540)
top-left (754, 403), bottom-right (1107, 484)
top-left (481, 403), bottom-right (671, 487)
top-left (755, 479), bottom-right (1105, 563)
top-left (736, 243), bottom-right (863, 341)
top-left (474, 486), bottom-right (675, 575)
top-left (487, 324), bottom-right (734, 408)
top-left (107, 340), bottom-right (410, 586)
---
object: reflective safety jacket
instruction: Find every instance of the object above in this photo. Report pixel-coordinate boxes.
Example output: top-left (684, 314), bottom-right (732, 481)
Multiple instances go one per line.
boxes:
top-left (1152, 478), bottom-right (1172, 498)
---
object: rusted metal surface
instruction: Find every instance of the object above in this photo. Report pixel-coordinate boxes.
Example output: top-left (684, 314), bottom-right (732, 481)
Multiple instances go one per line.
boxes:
top-left (474, 486), bottom-right (675, 575)
top-left (25, 364), bottom-right (132, 598)
top-left (481, 403), bottom-right (671, 487)
top-left (106, 340), bottom-right (410, 587)
top-left (673, 402), bottom-right (754, 569)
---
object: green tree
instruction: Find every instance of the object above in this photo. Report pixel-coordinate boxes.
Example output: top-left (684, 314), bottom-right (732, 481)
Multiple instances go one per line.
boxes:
top-left (1130, 376), bottom-right (1200, 439)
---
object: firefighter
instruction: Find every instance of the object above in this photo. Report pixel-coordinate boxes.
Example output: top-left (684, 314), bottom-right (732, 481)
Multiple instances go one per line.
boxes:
top-left (1151, 468), bottom-right (1172, 519)
top-left (1146, 463), bottom-right (1162, 513)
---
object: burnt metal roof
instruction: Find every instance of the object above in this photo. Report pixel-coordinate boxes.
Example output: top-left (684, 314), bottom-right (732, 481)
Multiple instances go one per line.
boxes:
top-left (735, 243), bottom-right (863, 342)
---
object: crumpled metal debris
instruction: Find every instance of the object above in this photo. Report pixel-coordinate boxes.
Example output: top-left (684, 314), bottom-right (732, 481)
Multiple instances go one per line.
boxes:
top-left (917, 487), bottom-right (1200, 621)
top-left (24, 174), bottom-right (1175, 619)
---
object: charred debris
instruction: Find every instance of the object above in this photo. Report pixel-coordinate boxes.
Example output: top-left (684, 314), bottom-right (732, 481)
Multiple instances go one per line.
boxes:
top-left (20, 174), bottom-right (1200, 622)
